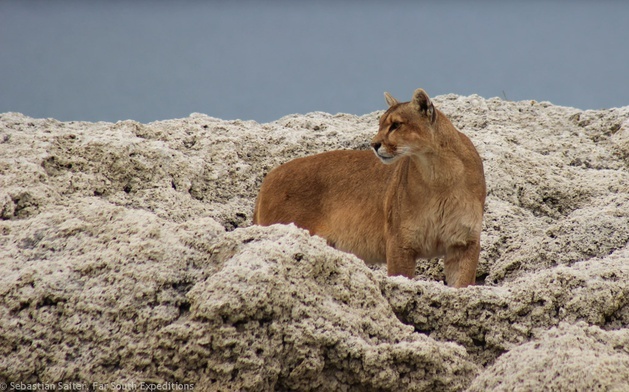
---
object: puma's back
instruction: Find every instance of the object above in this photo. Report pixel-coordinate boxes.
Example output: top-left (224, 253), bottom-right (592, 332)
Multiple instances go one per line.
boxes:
top-left (254, 149), bottom-right (393, 263)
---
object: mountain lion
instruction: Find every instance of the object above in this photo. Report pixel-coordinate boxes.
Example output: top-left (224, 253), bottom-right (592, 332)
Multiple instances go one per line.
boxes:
top-left (253, 89), bottom-right (486, 288)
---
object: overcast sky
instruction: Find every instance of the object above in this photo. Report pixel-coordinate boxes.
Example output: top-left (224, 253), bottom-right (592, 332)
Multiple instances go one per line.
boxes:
top-left (1, 1), bottom-right (628, 123)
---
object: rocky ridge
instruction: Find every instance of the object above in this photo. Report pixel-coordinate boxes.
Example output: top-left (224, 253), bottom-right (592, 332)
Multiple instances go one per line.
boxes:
top-left (1, 94), bottom-right (628, 390)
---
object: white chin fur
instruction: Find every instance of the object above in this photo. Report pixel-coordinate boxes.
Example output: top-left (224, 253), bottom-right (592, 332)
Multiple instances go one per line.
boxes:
top-left (374, 151), bottom-right (398, 164)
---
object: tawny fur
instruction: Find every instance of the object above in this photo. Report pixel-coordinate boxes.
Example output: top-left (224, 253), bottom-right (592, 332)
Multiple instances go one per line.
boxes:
top-left (253, 89), bottom-right (486, 288)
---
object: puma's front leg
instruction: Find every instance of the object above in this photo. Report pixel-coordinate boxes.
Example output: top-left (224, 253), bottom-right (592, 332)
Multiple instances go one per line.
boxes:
top-left (386, 240), bottom-right (417, 279)
top-left (444, 241), bottom-right (480, 288)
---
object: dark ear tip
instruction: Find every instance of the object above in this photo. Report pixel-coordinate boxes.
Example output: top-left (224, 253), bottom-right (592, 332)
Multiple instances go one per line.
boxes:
top-left (412, 88), bottom-right (432, 110)
top-left (412, 88), bottom-right (430, 102)
top-left (412, 88), bottom-right (436, 122)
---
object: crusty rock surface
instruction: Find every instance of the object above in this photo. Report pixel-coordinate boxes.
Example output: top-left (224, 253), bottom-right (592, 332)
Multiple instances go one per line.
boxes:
top-left (467, 322), bottom-right (629, 392)
top-left (1, 94), bottom-right (628, 391)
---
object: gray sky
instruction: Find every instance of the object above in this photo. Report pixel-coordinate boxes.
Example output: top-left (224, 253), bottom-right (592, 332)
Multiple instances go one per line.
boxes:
top-left (1, 1), bottom-right (628, 123)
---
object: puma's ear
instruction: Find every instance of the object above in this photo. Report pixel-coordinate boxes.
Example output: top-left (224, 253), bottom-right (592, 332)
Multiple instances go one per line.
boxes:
top-left (384, 92), bottom-right (399, 107)
top-left (412, 88), bottom-right (437, 123)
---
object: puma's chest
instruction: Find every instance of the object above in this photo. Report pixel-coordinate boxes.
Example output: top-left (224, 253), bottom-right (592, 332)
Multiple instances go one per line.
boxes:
top-left (394, 195), bottom-right (482, 256)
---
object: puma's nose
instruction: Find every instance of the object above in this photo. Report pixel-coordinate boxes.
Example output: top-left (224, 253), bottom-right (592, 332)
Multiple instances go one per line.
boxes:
top-left (371, 142), bottom-right (381, 152)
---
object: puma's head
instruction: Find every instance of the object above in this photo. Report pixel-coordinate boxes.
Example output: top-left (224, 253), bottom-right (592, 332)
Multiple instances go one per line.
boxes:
top-left (371, 88), bottom-right (439, 164)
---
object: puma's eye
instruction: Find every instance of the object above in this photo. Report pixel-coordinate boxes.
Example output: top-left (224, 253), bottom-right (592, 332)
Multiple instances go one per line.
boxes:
top-left (389, 122), bottom-right (401, 132)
